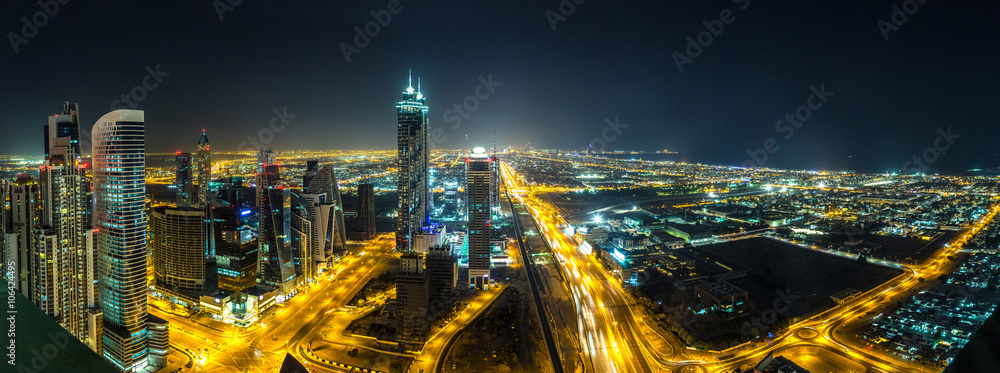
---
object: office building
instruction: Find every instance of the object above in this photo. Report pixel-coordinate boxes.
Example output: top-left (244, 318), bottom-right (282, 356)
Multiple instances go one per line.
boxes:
top-left (396, 72), bottom-right (430, 251)
top-left (290, 192), bottom-right (315, 281)
top-left (214, 206), bottom-right (257, 292)
top-left (6, 175), bottom-right (37, 298)
top-left (354, 183), bottom-right (376, 240)
top-left (93, 109), bottom-right (149, 372)
top-left (196, 131), bottom-right (211, 208)
top-left (218, 176), bottom-right (245, 207)
top-left (146, 314), bottom-right (169, 368)
top-left (258, 167), bottom-right (295, 294)
top-left (426, 244), bottom-right (457, 314)
top-left (43, 102), bottom-right (81, 159)
top-left (412, 224), bottom-right (446, 254)
top-left (174, 152), bottom-right (193, 206)
top-left (466, 147), bottom-right (493, 289)
top-left (151, 206), bottom-right (207, 292)
top-left (396, 252), bottom-right (428, 342)
top-left (303, 161), bottom-right (346, 260)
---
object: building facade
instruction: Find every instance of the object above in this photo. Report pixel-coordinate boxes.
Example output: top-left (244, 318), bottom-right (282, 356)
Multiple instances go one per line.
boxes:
top-left (93, 109), bottom-right (149, 372)
top-left (466, 147), bottom-right (493, 289)
top-left (151, 206), bottom-right (207, 292)
top-left (396, 73), bottom-right (429, 251)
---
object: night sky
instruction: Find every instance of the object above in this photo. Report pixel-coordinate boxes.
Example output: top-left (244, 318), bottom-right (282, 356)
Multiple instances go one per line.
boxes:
top-left (1, 1), bottom-right (998, 172)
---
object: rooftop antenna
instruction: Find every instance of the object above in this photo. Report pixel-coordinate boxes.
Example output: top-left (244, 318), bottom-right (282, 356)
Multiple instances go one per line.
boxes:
top-left (408, 69), bottom-right (412, 88)
top-left (417, 77), bottom-right (421, 93)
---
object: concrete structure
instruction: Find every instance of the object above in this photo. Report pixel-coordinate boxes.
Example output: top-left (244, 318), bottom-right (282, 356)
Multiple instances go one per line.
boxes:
top-left (151, 206), bottom-right (207, 291)
top-left (466, 147), bottom-right (493, 289)
top-left (93, 109), bottom-right (149, 372)
top-left (426, 244), bottom-right (457, 314)
top-left (694, 280), bottom-right (748, 314)
top-left (146, 314), bottom-right (169, 368)
top-left (396, 252), bottom-right (429, 342)
top-left (412, 224), bottom-right (446, 254)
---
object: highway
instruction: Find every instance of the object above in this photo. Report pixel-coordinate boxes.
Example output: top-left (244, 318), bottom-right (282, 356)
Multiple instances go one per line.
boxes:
top-left (501, 158), bottom-right (1000, 373)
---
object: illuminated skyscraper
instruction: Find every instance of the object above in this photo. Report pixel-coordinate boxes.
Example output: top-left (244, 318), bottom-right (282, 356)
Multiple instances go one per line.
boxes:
top-left (466, 147), bottom-right (493, 289)
top-left (174, 152), bottom-right (193, 206)
top-left (304, 161), bottom-right (346, 252)
top-left (43, 102), bottom-right (81, 159)
top-left (196, 131), bottom-right (211, 208)
top-left (214, 206), bottom-right (257, 292)
top-left (256, 153), bottom-right (295, 294)
top-left (36, 106), bottom-right (95, 341)
top-left (92, 109), bottom-right (149, 372)
top-left (6, 175), bottom-right (38, 298)
top-left (396, 71), bottom-right (430, 251)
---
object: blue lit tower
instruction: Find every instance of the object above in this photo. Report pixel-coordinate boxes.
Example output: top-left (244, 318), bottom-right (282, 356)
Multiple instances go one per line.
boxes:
top-left (396, 70), bottom-right (430, 251)
top-left (92, 109), bottom-right (149, 372)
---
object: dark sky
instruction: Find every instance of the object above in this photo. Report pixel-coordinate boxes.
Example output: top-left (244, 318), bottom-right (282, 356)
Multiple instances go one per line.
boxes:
top-left (1, 0), bottom-right (998, 172)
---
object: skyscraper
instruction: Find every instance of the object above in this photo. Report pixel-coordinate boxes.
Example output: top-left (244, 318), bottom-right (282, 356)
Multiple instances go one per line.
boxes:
top-left (256, 153), bottom-right (295, 294)
top-left (356, 183), bottom-right (376, 240)
top-left (6, 175), bottom-right (37, 298)
top-left (214, 206), bottom-right (257, 292)
top-left (93, 109), bottom-right (149, 372)
top-left (36, 108), bottom-right (94, 341)
top-left (396, 251), bottom-right (428, 342)
top-left (151, 206), bottom-right (207, 292)
top-left (466, 147), bottom-right (493, 289)
top-left (396, 71), bottom-right (430, 251)
top-left (196, 131), bottom-right (211, 208)
top-left (304, 161), bottom-right (346, 252)
top-left (174, 152), bottom-right (193, 206)
top-left (43, 102), bottom-right (81, 159)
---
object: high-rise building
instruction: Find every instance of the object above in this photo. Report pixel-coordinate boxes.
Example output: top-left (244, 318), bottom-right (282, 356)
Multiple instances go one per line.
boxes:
top-left (396, 71), bottom-right (430, 251)
top-left (218, 176), bottom-right (245, 207)
top-left (290, 192), bottom-right (315, 281)
top-left (151, 206), bottom-right (207, 292)
top-left (355, 183), bottom-right (376, 240)
top-left (214, 206), bottom-right (257, 292)
top-left (426, 244), bottom-right (457, 314)
top-left (6, 175), bottom-right (37, 298)
top-left (35, 119), bottom-right (94, 341)
top-left (43, 102), bottom-right (81, 159)
top-left (174, 152), bottom-right (193, 206)
top-left (303, 161), bottom-right (346, 252)
top-left (93, 109), bottom-right (149, 372)
top-left (196, 131), bottom-right (211, 208)
top-left (256, 156), bottom-right (295, 294)
top-left (466, 147), bottom-right (493, 289)
top-left (396, 251), bottom-right (428, 342)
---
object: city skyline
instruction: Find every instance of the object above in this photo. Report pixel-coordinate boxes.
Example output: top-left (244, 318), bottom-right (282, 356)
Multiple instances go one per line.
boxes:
top-left (2, 2), bottom-right (999, 172)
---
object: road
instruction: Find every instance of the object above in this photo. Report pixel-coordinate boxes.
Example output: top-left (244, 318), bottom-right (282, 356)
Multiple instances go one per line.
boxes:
top-left (502, 158), bottom-right (1000, 373)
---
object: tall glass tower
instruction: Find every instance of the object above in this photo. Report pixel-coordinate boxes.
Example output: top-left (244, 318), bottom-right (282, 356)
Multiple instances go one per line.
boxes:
top-left (174, 152), bottom-right (193, 206)
top-left (196, 130), bottom-right (211, 208)
top-left (92, 109), bottom-right (148, 372)
top-left (396, 71), bottom-right (429, 251)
